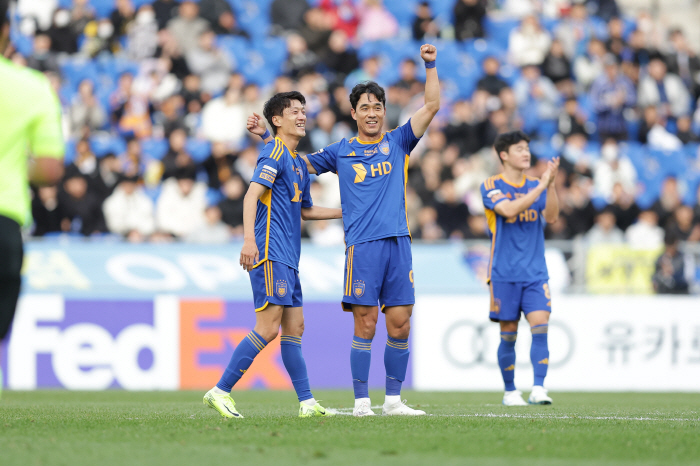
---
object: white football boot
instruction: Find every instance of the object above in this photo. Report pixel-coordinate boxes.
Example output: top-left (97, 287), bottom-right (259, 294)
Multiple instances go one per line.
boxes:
top-left (353, 398), bottom-right (376, 417)
top-left (382, 399), bottom-right (426, 416)
top-left (528, 386), bottom-right (553, 405)
top-left (502, 389), bottom-right (528, 406)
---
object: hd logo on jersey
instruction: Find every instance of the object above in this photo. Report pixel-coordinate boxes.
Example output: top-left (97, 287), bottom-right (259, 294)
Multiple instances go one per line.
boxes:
top-left (353, 280), bottom-right (365, 298)
top-left (352, 164), bottom-right (367, 183)
top-left (379, 140), bottom-right (390, 155)
top-left (275, 279), bottom-right (288, 297)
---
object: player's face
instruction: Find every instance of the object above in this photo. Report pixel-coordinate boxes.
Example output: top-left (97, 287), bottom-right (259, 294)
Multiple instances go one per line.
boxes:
top-left (279, 100), bottom-right (306, 139)
top-left (352, 93), bottom-right (385, 140)
top-left (502, 140), bottom-right (531, 170)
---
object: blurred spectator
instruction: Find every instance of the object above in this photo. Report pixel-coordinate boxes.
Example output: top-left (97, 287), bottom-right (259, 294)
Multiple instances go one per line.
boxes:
top-left (605, 17), bottom-right (627, 59)
top-left (593, 138), bottom-right (637, 201)
top-left (590, 54), bottom-right (636, 141)
top-left (47, 8), bottom-right (79, 54)
top-left (666, 28), bottom-right (700, 99)
top-left (652, 177), bottom-right (683, 228)
top-left (218, 175), bottom-right (246, 235)
top-left (199, 0), bottom-right (247, 36)
top-left (513, 64), bottom-right (560, 132)
top-left (110, 0), bottom-right (136, 44)
top-left (153, 0), bottom-right (179, 30)
top-left (59, 170), bottom-right (108, 236)
top-left (322, 30), bottom-right (360, 82)
top-left (345, 55), bottom-right (381, 90)
top-left (185, 205), bottom-right (230, 244)
top-left (119, 138), bottom-right (145, 177)
top-left (625, 210), bottom-right (664, 249)
top-left (541, 39), bottom-right (573, 94)
top-left (81, 18), bottom-right (116, 57)
top-left (271, 0), bottom-right (310, 33)
top-left (638, 55), bottom-right (691, 119)
top-left (554, 2), bottom-right (596, 59)
top-left (443, 100), bottom-right (483, 156)
top-left (92, 153), bottom-right (123, 201)
top-left (31, 186), bottom-right (65, 236)
top-left (668, 205), bottom-right (700, 242)
top-left (412, 1), bottom-right (441, 41)
top-left (103, 175), bottom-right (156, 241)
top-left (201, 142), bottom-right (236, 190)
top-left (434, 180), bottom-right (469, 238)
top-left (186, 30), bottom-right (233, 95)
top-left (357, 0), bottom-right (398, 42)
top-left (155, 167), bottom-right (207, 237)
top-left (574, 38), bottom-right (607, 91)
top-left (585, 207), bottom-right (624, 244)
top-left (310, 109), bottom-right (343, 151)
top-left (561, 176), bottom-right (597, 237)
top-left (508, 15), bottom-right (551, 67)
top-left (652, 229), bottom-right (691, 294)
top-left (70, 80), bottom-right (108, 137)
top-left (154, 94), bottom-right (186, 138)
top-left (476, 57), bottom-right (509, 96)
top-left (299, 7), bottom-right (333, 57)
top-left (557, 97), bottom-right (591, 139)
top-left (396, 59), bottom-right (419, 91)
top-left (453, 0), bottom-right (485, 41)
top-left (675, 116), bottom-right (698, 144)
top-left (642, 106), bottom-right (683, 150)
top-left (161, 128), bottom-right (195, 180)
top-left (26, 34), bottom-right (60, 74)
top-left (284, 34), bottom-right (318, 79)
top-left (127, 5), bottom-right (159, 60)
top-left (319, 0), bottom-right (359, 39)
top-left (588, 0), bottom-right (621, 22)
top-left (201, 86), bottom-right (246, 145)
top-left (609, 182), bottom-right (640, 231)
top-left (167, 0), bottom-right (209, 54)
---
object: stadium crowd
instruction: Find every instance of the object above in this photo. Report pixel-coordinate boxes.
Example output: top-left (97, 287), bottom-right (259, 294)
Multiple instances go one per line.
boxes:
top-left (10, 0), bottom-right (700, 259)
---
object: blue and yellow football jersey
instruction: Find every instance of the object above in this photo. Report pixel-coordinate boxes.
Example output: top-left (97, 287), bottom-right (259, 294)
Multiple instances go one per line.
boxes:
top-left (307, 121), bottom-right (420, 247)
top-left (250, 137), bottom-right (312, 271)
top-left (480, 174), bottom-right (549, 283)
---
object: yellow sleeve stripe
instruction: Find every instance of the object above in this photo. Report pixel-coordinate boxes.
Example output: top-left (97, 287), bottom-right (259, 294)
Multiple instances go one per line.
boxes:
top-left (271, 140), bottom-right (284, 161)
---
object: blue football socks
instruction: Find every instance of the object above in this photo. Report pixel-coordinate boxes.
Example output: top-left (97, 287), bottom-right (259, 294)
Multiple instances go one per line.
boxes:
top-left (351, 336), bottom-right (372, 399)
top-left (530, 324), bottom-right (549, 386)
top-left (498, 331), bottom-right (517, 391)
top-left (384, 337), bottom-right (409, 396)
top-left (216, 330), bottom-right (267, 392)
top-left (280, 335), bottom-right (313, 402)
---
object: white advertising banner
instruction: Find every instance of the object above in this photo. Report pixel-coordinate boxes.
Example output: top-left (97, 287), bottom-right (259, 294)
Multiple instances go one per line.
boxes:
top-left (413, 295), bottom-right (700, 392)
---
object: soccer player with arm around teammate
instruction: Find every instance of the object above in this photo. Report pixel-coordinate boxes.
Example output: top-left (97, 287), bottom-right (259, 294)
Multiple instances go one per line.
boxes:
top-left (203, 92), bottom-right (342, 419)
top-left (248, 43), bottom-right (440, 416)
top-left (480, 131), bottom-right (560, 406)
top-left (0, 0), bottom-right (65, 397)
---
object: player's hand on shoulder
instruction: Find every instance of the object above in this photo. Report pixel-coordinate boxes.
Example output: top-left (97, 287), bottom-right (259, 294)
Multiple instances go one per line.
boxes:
top-left (240, 239), bottom-right (259, 272)
top-left (246, 112), bottom-right (267, 136)
top-left (420, 44), bottom-right (437, 62)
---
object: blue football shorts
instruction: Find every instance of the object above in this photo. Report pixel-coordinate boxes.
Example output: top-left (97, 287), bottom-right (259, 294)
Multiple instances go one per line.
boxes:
top-left (489, 280), bottom-right (552, 322)
top-left (341, 236), bottom-right (415, 312)
top-left (249, 260), bottom-right (302, 311)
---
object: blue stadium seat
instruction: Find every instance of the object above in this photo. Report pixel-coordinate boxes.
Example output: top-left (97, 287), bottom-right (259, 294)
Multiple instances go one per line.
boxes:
top-left (648, 149), bottom-right (687, 178)
top-left (90, 0), bottom-right (116, 19)
top-left (186, 139), bottom-right (212, 162)
top-left (383, 0), bottom-right (419, 26)
top-left (141, 138), bottom-right (169, 160)
top-left (206, 188), bottom-right (224, 206)
top-left (530, 140), bottom-right (557, 160)
top-left (217, 35), bottom-right (250, 69)
top-left (63, 139), bottom-right (77, 165)
top-left (91, 134), bottom-right (127, 157)
top-left (483, 16), bottom-right (519, 51)
top-left (143, 186), bottom-right (162, 203)
top-left (60, 58), bottom-right (100, 92)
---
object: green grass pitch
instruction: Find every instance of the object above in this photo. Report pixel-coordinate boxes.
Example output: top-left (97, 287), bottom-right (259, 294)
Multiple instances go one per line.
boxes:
top-left (1, 390), bottom-right (699, 466)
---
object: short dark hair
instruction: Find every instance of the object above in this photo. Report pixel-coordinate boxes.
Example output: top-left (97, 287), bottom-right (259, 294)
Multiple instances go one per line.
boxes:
top-left (263, 91), bottom-right (306, 135)
top-left (493, 130), bottom-right (530, 161)
top-left (349, 81), bottom-right (386, 110)
top-left (0, 0), bottom-right (10, 29)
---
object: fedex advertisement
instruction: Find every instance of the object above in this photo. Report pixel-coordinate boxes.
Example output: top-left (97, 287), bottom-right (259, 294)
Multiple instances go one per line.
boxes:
top-left (0, 295), bottom-right (411, 390)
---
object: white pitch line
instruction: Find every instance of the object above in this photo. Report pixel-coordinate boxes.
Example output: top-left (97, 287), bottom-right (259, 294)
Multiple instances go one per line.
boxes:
top-left (326, 407), bottom-right (699, 422)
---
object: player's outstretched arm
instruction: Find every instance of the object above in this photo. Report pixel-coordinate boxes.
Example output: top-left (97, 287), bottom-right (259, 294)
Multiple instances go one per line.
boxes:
top-left (247, 112), bottom-right (274, 145)
top-left (240, 181), bottom-right (268, 272)
top-left (493, 164), bottom-right (555, 218)
top-left (300, 155), bottom-right (318, 175)
top-left (410, 44), bottom-right (440, 138)
top-left (301, 206), bottom-right (343, 220)
top-left (542, 157), bottom-right (560, 223)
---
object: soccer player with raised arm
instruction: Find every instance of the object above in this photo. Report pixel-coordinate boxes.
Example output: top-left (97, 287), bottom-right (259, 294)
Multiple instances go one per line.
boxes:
top-left (480, 131), bottom-right (560, 406)
top-left (0, 0), bottom-right (65, 397)
top-left (203, 92), bottom-right (342, 419)
top-left (249, 44), bottom-right (440, 416)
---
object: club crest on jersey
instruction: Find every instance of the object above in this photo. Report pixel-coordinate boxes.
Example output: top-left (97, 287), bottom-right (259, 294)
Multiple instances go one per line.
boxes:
top-left (379, 140), bottom-right (390, 155)
top-left (353, 280), bottom-right (365, 298)
top-left (275, 279), bottom-right (288, 297)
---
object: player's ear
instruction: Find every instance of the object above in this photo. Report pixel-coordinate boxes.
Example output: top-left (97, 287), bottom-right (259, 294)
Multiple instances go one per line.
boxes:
top-left (350, 108), bottom-right (357, 121)
top-left (272, 115), bottom-right (281, 130)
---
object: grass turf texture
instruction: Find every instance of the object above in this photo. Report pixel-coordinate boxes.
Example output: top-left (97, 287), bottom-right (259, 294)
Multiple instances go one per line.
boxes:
top-left (1, 391), bottom-right (699, 466)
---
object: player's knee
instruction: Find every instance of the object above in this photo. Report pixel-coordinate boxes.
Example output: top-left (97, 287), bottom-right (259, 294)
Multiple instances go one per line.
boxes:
top-left (388, 319), bottom-right (410, 339)
top-left (254, 324), bottom-right (280, 343)
top-left (500, 321), bottom-right (518, 333)
top-left (282, 320), bottom-right (304, 337)
top-left (355, 317), bottom-right (377, 339)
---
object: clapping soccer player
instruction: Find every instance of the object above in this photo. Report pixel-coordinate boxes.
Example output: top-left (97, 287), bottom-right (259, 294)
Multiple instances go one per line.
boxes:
top-left (249, 44), bottom-right (440, 416)
top-left (0, 0), bottom-right (64, 397)
top-left (203, 92), bottom-right (342, 418)
top-left (480, 131), bottom-right (560, 406)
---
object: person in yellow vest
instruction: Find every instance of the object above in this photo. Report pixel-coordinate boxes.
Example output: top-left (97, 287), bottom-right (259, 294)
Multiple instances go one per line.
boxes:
top-left (0, 0), bottom-right (65, 396)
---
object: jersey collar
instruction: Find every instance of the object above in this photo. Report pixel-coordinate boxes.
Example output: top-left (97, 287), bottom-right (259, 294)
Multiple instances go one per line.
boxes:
top-left (275, 137), bottom-right (297, 158)
top-left (498, 173), bottom-right (526, 188)
top-left (355, 133), bottom-right (384, 145)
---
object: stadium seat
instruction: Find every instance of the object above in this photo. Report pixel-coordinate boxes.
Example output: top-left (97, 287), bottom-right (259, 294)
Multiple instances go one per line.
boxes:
top-left (141, 138), bottom-right (169, 160)
top-left (206, 188), bottom-right (224, 206)
top-left (383, 0), bottom-right (419, 27)
top-left (186, 139), bottom-right (212, 163)
top-left (91, 134), bottom-right (127, 157)
top-left (63, 139), bottom-right (77, 165)
top-left (483, 16), bottom-right (519, 51)
top-left (648, 149), bottom-right (687, 178)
